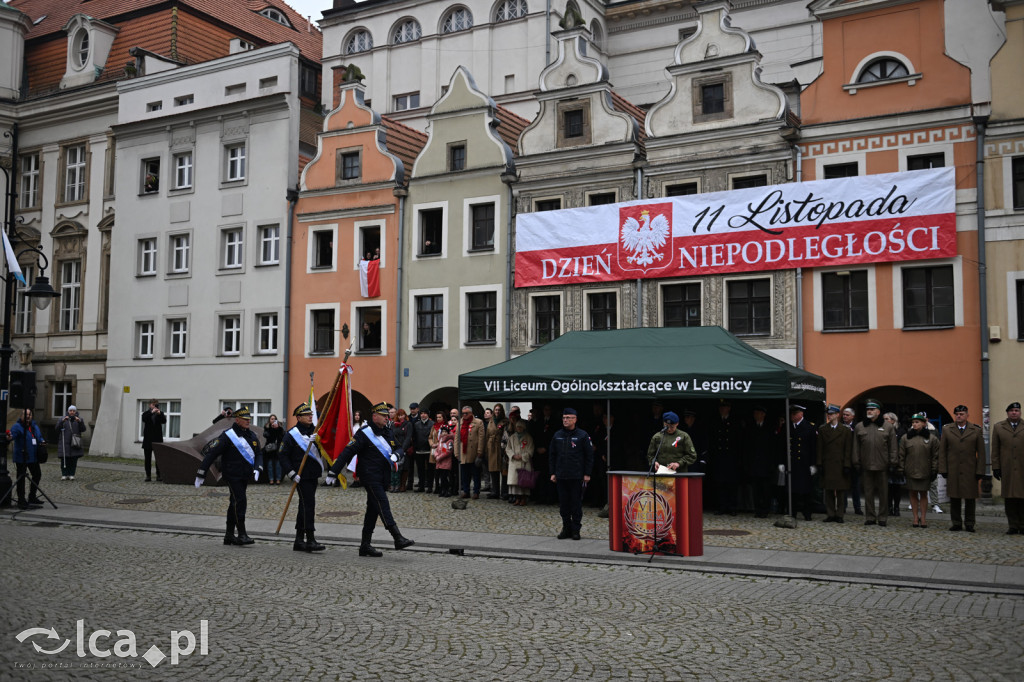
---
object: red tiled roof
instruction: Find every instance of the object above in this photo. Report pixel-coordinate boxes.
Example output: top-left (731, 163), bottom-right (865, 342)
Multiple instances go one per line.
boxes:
top-left (381, 116), bottom-right (428, 184)
top-left (494, 104), bottom-right (531, 156)
top-left (610, 91), bottom-right (647, 155)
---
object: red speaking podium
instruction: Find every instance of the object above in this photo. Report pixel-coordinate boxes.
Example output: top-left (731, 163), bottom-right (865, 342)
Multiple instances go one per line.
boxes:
top-left (607, 471), bottom-right (703, 557)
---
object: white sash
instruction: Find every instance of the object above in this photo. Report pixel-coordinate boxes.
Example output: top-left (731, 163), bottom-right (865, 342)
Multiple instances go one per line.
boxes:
top-left (361, 425), bottom-right (398, 468)
top-left (224, 428), bottom-right (255, 467)
top-left (288, 426), bottom-right (324, 470)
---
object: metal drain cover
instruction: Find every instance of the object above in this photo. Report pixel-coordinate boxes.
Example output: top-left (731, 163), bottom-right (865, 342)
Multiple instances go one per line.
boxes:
top-left (704, 529), bottom-right (751, 536)
top-left (115, 498), bottom-right (155, 505)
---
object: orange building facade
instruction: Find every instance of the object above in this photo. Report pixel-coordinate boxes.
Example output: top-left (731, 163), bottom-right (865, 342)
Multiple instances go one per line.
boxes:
top-left (798, 0), bottom-right (984, 422)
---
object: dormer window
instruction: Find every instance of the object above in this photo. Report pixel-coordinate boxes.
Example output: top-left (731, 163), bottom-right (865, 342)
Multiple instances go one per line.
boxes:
top-left (259, 7), bottom-right (291, 27)
top-left (856, 58), bottom-right (909, 84)
top-left (73, 29), bottom-right (90, 68)
top-left (61, 14), bottom-right (119, 89)
top-left (845, 53), bottom-right (919, 94)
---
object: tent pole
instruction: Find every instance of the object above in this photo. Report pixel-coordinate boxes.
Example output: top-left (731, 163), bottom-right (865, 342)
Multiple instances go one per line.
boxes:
top-left (606, 398), bottom-right (611, 471)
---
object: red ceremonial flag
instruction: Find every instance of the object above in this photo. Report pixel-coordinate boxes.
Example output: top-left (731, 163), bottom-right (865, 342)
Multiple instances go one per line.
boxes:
top-left (316, 363), bottom-right (354, 466)
top-left (359, 259), bottom-right (380, 298)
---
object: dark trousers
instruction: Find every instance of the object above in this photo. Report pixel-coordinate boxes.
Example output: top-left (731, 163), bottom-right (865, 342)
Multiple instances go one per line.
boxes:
top-left (1005, 498), bottom-right (1024, 532)
top-left (143, 445), bottom-right (161, 479)
top-left (225, 478), bottom-right (248, 530)
top-left (792, 492), bottom-right (813, 519)
top-left (437, 470), bottom-right (452, 496)
top-left (461, 463), bottom-right (481, 495)
top-left (16, 462), bottom-right (41, 502)
top-left (294, 478), bottom-right (318, 532)
top-left (715, 479), bottom-right (737, 513)
top-left (426, 462), bottom-right (436, 491)
top-left (849, 470), bottom-right (863, 512)
top-left (824, 489), bottom-right (848, 519)
top-left (414, 452), bottom-right (429, 489)
top-left (556, 478), bottom-right (584, 533)
top-left (862, 470), bottom-right (888, 523)
top-left (950, 497), bottom-right (976, 527)
top-left (363, 479), bottom-right (397, 533)
top-left (752, 477), bottom-right (774, 516)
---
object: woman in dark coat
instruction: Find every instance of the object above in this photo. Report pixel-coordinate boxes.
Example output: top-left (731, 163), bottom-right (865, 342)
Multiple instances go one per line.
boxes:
top-left (262, 415), bottom-right (285, 484)
top-left (11, 408), bottom-right (45, 509)
top-left (57, 404), bottom-right (87, 480)
top-left (899, 413), bottom-right (939, 528)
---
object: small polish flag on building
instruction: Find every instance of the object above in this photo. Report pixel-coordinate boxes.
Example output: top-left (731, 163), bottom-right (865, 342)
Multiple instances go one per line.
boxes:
top-left (359, 259), bottom-right (380, 298)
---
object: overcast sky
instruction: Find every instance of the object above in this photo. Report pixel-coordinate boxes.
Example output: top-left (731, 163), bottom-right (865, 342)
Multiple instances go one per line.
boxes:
top-left (286, 0), bottom-right (330, 23)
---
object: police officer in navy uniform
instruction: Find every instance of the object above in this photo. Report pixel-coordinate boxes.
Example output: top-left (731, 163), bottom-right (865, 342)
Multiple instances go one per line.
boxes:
top-left (788, 404), bottom-right (818, 520)
top-left (548, 407), bottom-right (595, 540)
top-left (282, 402), bottom-right (325, 552)
top-left (195, 406), bottom-right (263, 545)
top-left (326, 401), bottom-right (415, 557)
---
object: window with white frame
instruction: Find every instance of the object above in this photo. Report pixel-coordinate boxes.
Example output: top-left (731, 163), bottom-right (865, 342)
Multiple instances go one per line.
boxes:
top-left (418, 207), bottom-right (444, 256)
top-left (174, 152), bottom-right (193, 189)
top-left (357, 306), bottom-right (382, 352)
top-left (359, 224), bottom-right (380, 264)
top-left (338, 150), bottom-right (361, 181)
top-left (170, 233), bottom-right (190, 273)
top-left (470, 202), bottom-right (495, 250)
top-left (52, 381), bottom-right (72, 419)
top-left (222, 228), bottom-right (244, 269)
top-left (225, 143), bottom-right (246, 182)
top-left (73, 29), bottom-right (89, 68)
top-left (257, 313), bottom-right (278, 354)
top-left (393, 19), bottom-right (421, 43)
top-left (141, 158), bottom-right (160, 194)
top-left (856, 58), bottom-right (909, 84)
top-left (220, 315), bottom-right (241, 355)
top-left (442, 7), bottom-right (473, 33)
top-left (14, 264), bottom-right (35, 335)
top-left (136, 320), bottom-right (155, 358)
top-left (466, 291), bottom-right (497, 344)
top-left (19, 153), bottom-right (39, 209)
top-left (902, 264), bottom-right (954, 328)
top-left (1016, 279), bottom-right (1024, 341)
top-left (220, 400), bottom-right (273, 426)
top-left (1011, 157), bottom-right (1023, 210)
top-left (59, 260), bottom-right (81, 332)
top-left (394, 92), bottom-right (420, 111)
top-left (312, 229), bottom-right (334, 269)
top-left (662, 283), bottom-right (701, 327)
top-left (259, 7), bottom-right (290, 26)
top-left (495, 0), bottom-right (528, 22)
top-left (345, 29), bottom-right (373, 54)
top-left (588, 291), bottom-right (617, 331)
top-left (137, 238), bottom-right (157, 276)
top-left (259, 225), bottom-right (280, 265)
top-left (533, 295), bottom-right (560, 345)
top-left (415, 295), bottom-right (444, 346)
top-left (137, 399), bottom-right (182, 441)
top-left (822, 270), bottom-right (868, 331)
top-left (63, 144), bottom-right (87, 202)
top-left (168, 318), bottom-right (188, 357)
top-left (727, 278), bottom-right (771, 336)
top-left (311, 309), bottom-right (335, 355)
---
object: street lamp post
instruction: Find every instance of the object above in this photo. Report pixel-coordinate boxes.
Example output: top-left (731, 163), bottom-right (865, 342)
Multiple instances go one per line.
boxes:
top-left (1, 123), bottom-right (60, 506)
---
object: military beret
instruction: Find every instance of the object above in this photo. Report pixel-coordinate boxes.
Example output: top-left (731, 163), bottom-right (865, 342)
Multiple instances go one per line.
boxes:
top-left (662, 411), bottom-right (679, 424)
top-left (953, 405), bottom-right (968, 414)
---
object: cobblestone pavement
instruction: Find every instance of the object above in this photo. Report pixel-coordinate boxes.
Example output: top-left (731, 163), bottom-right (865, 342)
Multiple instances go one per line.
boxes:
top-left (1, 521), bottom-right (1022, 682)
top-left (28, 463), bottom-right (1024, 567)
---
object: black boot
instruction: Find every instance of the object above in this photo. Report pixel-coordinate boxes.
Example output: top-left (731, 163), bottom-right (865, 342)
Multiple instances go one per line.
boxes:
top-left (305, 530), bottom-right (325, 552)
top-left (387, 525), bottom-right (415, 550)
top-left (293, 529), bottom-right (308, 552)
top-left (359, 529), bottom-right (382, 557)
top-left (224, 523), bottom-right (242, 546)
top-left (236, 521), bottom-right (254, 545)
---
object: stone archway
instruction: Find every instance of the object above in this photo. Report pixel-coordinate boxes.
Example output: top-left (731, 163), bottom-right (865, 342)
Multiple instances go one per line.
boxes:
top-left (844, 385), bottom-right (951, 430)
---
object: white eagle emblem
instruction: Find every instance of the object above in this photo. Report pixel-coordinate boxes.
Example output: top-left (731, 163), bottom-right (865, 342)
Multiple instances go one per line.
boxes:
top-left (620, 209), bottom-right (670, 267)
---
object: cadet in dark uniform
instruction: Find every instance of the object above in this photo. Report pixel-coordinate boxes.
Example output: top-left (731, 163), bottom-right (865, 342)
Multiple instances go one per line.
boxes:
top-left (282, 402), bottom-right (325, 552)
top-left (788, 404), bottom-right (818, 520)
top-left (195, 406), bottom-right (263, 545)
top-left (745, 406), bottom-right (781, 518)
top-left (548, 407), bottom-right (595, 540)
top-left (325, 401), bottom-right (415, 557)
top-left (708, 400), bottom-right (742, 514)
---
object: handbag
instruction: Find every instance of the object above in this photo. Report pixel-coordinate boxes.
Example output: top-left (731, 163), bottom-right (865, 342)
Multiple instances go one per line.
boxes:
top-left (263, 441), bottom-right (279, 455)
top-left (71, 434), bottom-right (82, 449)
top-left (36, 441), bottom-right (49, 464)
top-left (516, 468), bottom-right (538, 490)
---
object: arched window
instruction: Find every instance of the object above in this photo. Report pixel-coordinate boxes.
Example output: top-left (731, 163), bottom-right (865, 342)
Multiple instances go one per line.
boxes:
top-left (856, 58), bottom-right (909, 83)
top-left (393, 19), bottom-right (422, 44)
top-left (345, 29), bottom-right (373, 54)
top-left (259, 7), bottom-right (291, 27)
top-left (590, 19), bottom-right (603, 51)
top-left (442, 7), bottom-right (473, 34)
top-left (495, 0), bottom-right (527, 22)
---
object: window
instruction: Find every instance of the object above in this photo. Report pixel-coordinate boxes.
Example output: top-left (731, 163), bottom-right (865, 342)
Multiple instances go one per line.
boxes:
top-left (470, 203), bottom-right (495, 250)
top-left (693, 74), bottom-right (732, 123)
top-left (59, 260), bottom-right (81, 332)
top-left (136, 321), bottom-right (154, 358)
top-left (300, 65), bottom-right (317, 98)
top-left (907, 154), bottom-right (944, 171)
top-left (393, 19), bottom-right (422, 44)
top-left (358, 307), bottom-right (382, 352)
top-left (903, 265), bottom-right (954, 328)
top-left (663, 283), bottom-right (701, 327)
top-left (415, 295), bottom-right (444, 346)
top-left (535, 198), bottom-right (561, 212)
top-left (52, 381), bottom-right (73, 419)
top-left (14, 264), bottom-right (35, 335)
top-left (63, 144), bottom-right (87, 202)
top-left (701, 83), bottom-right (724, 115)
top-left (257, 313), bottom-right (278, 354)
top-left (857, 58), bottom-right (909, 84)
top-left (226, 143), bottom-right (246, 181)
top-left (588, 292), bottom-right (617, 331)
top-left (311, 309), bottom-right (335, 354)
top-left (259, 7), bottom-right (291, 26)
top-left (822, 271), bottom-right (868, 331)
top-left (564, 109), bottom-right (584, 138)
top-left (147, 101), bottom-right (162, 112)
top-left (222, 229), bottom-right (244, 269)
top-left (174, 152), bottom-right (193, 189)
top-left (1017, 280), bottom-right (1024, 340)
top-left (823, 163), bottom-right (858, 179)
top-left (394, 92), bottom-right (420, 111)
top-left (259, 225), bottom-right (280, 265)
top-left (1013, 157), bottom-right (1024, 210)
top-left (138, 238), bottom-right (157, 276)
top-left (73, 29), bottom-right (89, 68)
top-left (339, 151), bottom-right (361, 181)
top-left (732, 175), bottom-right (768, 190)
top-left (665, 183), bottom-right (698, 197)
top-left (138, 400), bottom-right (182, 440)
top-left (19, 153), bottom-right (39, 208)
top-left (557, 102), bottom-right (591, 147)
top-left (533, 295), bottom-right (560, 345)
top-left (420, 209), bottom-right (443, 255)
top-left (141, 158), bottom-right (160, 194)
top-left (220, 315), bottom-right (241, 355)
top-left (727, 278), bottom-right (771, 336)
top-left (259, 77), bottom-right (277, 89)
top-left (679, 26), bottom-right (697, 41)
top-left (220, 400), bottom-right (273, 427)
top-left (449, 143), bottom-right (466, 172)
top-left (346, 29), bottom-right (373, 54)
top-left (360, 225), bottom-right (380, 263)
top-left (170, 234), bottom-right (190, 274)
top-left (168, 318), bottom-right (188, 357)
top-left (467, 292), bottom-right (497, 343)
top-left (495, 0), bottom-right (528, 21)
top-left (174, 94), bottom-right (194, 106)
top-left (442, 7), bottom-right (473, 33)
top-left (588, 192), bottom-right (616, 206)
top-left (313, 230), bottom-right (334, 268)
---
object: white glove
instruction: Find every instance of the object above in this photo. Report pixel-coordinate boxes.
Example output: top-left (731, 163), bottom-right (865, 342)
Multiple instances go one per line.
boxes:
top-left (292, 474), bottom-right (301, 484)
top-left (325, 474), bottom-right (337, 487)
top-left (778, 464), bottom-right (785, 472)
top-left (809, 465), bottom-right (818, 476)
top-left (253, 470), bottom-right (260, 482)
top-left (194, 477), bottom-right (203, 488)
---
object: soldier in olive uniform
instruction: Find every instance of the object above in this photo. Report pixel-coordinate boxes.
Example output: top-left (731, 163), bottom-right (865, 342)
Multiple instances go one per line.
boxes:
top-left (647, 411), bottom-right (697, 472)
top-left (326, 401), bottom-right (415, 556)
top-left (938, 404), bottom-right (984, 532)
top-left (817, 404), bottom-right (852, 523)
top-left (899, 413), bottom-right (939, 528)
top-left (787, 404), bottom-right (817, 520)
top-left (852, 399), bottom-right (898, 527)
top-left (992, 401), bottom-right (1024, 535)
top-left (282, 402), bottom-right (325, 552)
top-left (195, 406), bottom-right (264, 545)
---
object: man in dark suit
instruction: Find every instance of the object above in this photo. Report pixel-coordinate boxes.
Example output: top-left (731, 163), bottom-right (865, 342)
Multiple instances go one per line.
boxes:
top-left (788, 404), bottom-right (818, 520)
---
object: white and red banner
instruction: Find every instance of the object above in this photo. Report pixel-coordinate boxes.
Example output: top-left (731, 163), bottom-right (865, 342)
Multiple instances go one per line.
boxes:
top-left (514, 168), bottom-right (957, 287)
top-left (359, 259), bottom-right (380, 297)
